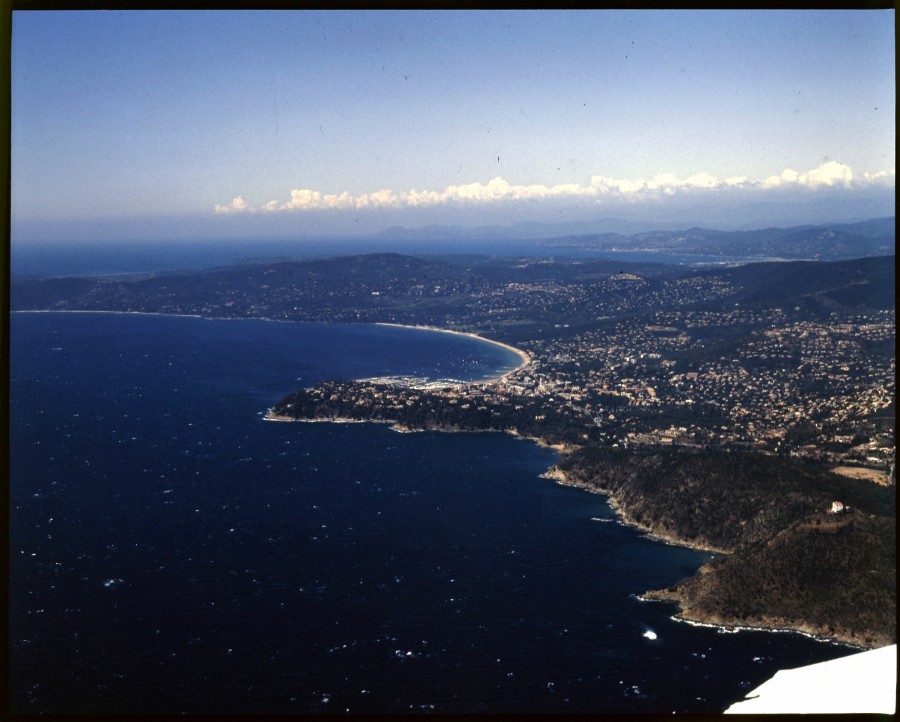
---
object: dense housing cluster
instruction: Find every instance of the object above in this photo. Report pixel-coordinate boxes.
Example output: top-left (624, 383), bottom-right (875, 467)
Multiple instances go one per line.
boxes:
top-left (499, 309), bottom-right (895, 472)
top-left (13, 249), bottom-right (896, 647)
top-left (13, 252), bottom-right (895, 482)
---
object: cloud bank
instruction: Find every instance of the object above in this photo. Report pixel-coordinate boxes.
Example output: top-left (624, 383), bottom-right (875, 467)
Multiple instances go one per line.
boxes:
top-left (213, 162), bottom-right (895, 215)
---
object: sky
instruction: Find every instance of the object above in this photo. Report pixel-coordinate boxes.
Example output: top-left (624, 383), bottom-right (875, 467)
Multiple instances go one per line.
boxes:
top-left (10, 9), bottom-right (896, 243)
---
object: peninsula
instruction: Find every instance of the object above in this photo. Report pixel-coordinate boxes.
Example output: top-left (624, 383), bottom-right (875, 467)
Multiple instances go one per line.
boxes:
top-left (12, 237), bottom-right (896, 648)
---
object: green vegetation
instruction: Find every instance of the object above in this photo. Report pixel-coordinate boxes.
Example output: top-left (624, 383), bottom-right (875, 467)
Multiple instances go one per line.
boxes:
top-left (645, 514), bottom-right (896, 648)
top-left (552, 446), bottom-right (895, 647)
top-left (14, 247), bottom-right (895, 648)
top-left (271, 380), bottom-right (599, 446)
top-left (555, 446), bottom-right (894, 551)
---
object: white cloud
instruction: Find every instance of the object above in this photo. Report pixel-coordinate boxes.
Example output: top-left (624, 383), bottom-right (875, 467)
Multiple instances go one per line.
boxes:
top-left (589, 175), bottom-right (643, 194)
top-left (404, 188), bottom-right (444, 206)
top-left (861, 168), bottom-right (895, 183)
top-left (214, 196), bottom-right (253, 214)
top-left (761, 162), bottom-right (859, 190)
top-left (806, 161), bottom-right (854, 186)
top-left (761, 168), bottom-right (800, 189)
top-left (283, 188), bottom-right (323, 210)
top-left (355, 189), bottom-right (399, 208)
top-left (443, 177), bottom-right (512, 202)
top-left (684, 172), bottom-right (721, 189)
top-left (214, 162), bottom-right (894, 214)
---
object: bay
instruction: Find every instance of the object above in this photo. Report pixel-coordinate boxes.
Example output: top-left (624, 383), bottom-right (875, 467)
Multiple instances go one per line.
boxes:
top-left (9, 312), bottom-right (855, 714)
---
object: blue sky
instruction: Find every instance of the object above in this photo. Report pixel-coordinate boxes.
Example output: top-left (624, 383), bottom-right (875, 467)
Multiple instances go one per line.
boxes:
top-left (11, 9), bottom-right (896, 242)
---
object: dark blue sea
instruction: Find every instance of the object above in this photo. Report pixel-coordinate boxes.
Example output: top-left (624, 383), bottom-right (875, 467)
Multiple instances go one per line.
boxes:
top-left (9, 312), bottom-right (857, 714)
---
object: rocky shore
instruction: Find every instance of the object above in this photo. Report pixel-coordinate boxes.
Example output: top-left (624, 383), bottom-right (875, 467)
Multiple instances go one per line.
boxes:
top-left (639, 511), bottom-right (896, 650)
top-left (547, 448), bottom-right (895, 649)
top-left (541, 465), bottom-right (733, 555)
top-left (267, 388), bottom-right (895, 651)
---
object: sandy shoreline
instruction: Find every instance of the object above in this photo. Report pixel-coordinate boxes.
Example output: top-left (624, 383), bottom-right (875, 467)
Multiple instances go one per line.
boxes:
top-left (373, 322), bottom-right (532, 384)
top-left (20, 310), bottom-right (873, 651)
top-left (13, 309), bottom-right (207, 319)
top-left (15, 312), bottom-right (531, 387)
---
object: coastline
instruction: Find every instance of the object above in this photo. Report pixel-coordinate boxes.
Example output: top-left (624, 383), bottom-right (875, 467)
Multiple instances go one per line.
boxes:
top-left (539, 464), bottom-right (872, 648)
top-left (267, 411), bottom-right (864, 650)
top-left (266, 410), bottom-right (570, 454)
top-left (13, 309), bottom-right (206, 320)
top-left (540, 465), bottom-right (733, 555)
top-left (264, 411), bottom-right (393, 425)
top-left (638, 592), bottom-right (867, 650)
top-left (373, 322), bottom-right (532, 384)
top-left (14, 311), bottom-right (531, 389)
top-left (24, 310), bottom-right (883, 652)
top-left (12, 308), bottom-right (341, 328)
top-left (268, 406), bottom-right (718, 556)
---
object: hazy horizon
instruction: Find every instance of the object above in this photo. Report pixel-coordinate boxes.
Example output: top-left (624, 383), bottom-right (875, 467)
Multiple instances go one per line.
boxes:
top-left (10, 9), bottom-right (895, 246)
top-left (10, 193), bottom-right (897, 247)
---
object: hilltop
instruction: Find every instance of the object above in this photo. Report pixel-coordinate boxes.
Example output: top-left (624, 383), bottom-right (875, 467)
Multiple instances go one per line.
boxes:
top-left (547, 446), bottom-right (895, 647)
top-left (10, 251), bottom-right (894, 323)
top-left (643, 512), bottom-right (895, 649)
top-left (376, 217), bottom-right (895, 262)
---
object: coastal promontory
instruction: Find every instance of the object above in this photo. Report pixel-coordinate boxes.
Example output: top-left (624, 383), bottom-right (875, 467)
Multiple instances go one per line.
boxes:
top-left (550, 446), bottom-right (896, 648)
top-left (269, 380), bottom-right (896, 648)
top-left (14, 249), bottom-right (896, 649)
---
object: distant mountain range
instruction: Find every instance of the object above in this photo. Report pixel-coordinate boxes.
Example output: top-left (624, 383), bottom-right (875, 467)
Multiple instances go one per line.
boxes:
top-left (376, 217), bottom-right (684, 240)
top-left (376, 216), bottom-right (895, 262)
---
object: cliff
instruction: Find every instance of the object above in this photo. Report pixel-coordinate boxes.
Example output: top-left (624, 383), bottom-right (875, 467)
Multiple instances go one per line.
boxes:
top-left (552, 446), bottom-right (894, 552)
top-left (551, 446), bottom-right (896, 647)
top-left (644, 513), bottom-right (896, 648)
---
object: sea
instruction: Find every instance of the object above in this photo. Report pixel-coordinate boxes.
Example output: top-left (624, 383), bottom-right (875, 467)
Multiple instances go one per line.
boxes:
top-left (9, 310), bottom-right (859, 714)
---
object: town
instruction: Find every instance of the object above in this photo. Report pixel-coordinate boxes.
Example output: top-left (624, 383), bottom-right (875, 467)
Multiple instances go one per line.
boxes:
top-left (13, 252), bottom-right (895, 482)
top-left (13, 249), bottom-right (896, 647)
top-left (245, 255), bottom-right (895, 484)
